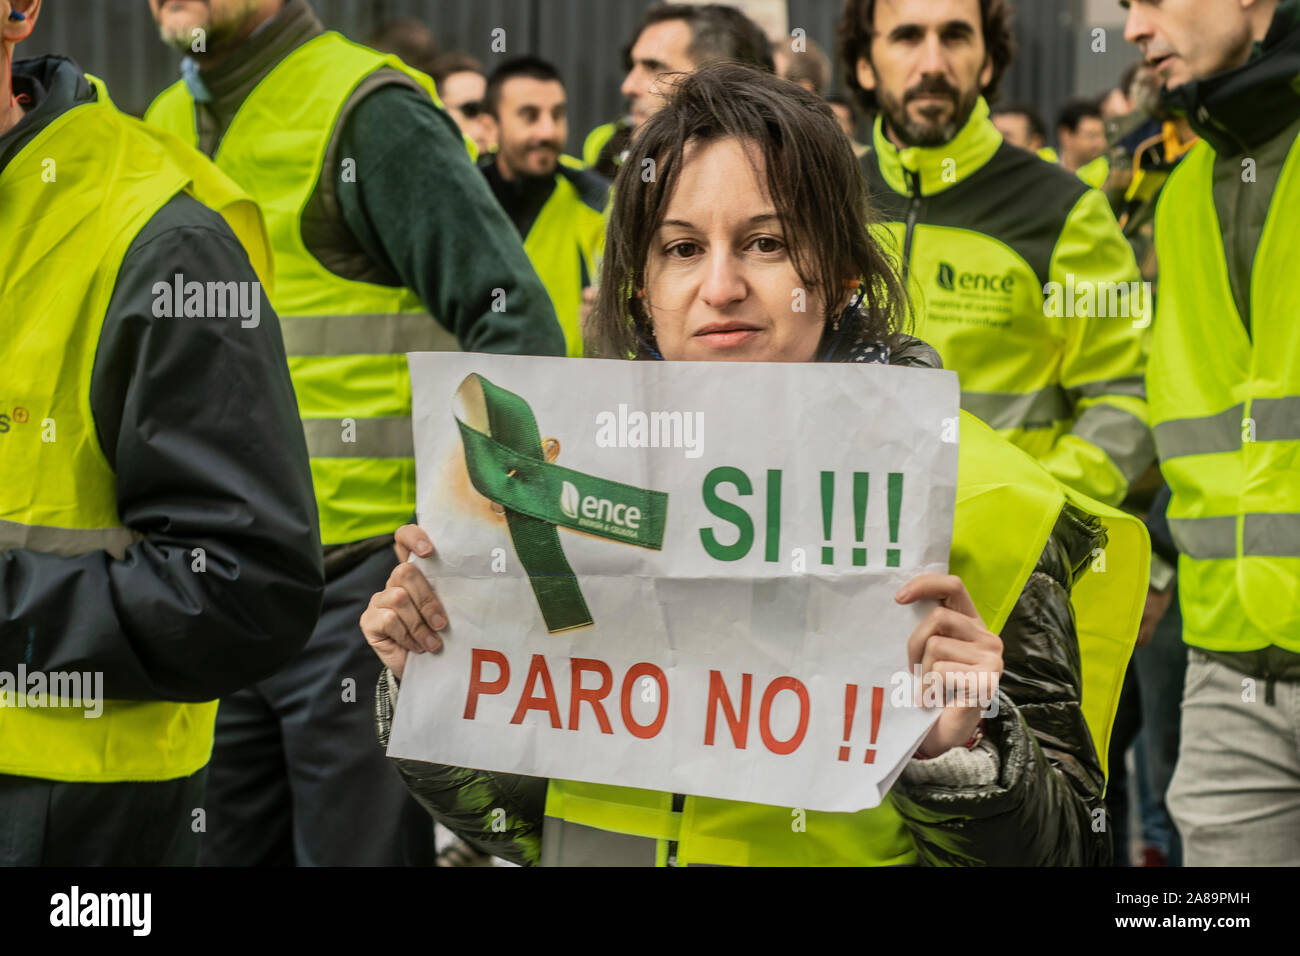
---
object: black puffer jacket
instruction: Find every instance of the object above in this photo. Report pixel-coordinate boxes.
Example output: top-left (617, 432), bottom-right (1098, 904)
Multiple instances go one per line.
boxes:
top-left (373, 339), bottom-right (1113, 866)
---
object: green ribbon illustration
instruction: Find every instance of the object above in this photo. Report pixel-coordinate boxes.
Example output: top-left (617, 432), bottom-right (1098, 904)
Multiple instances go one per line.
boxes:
top-left (454, 374), bottom-right (669, 632)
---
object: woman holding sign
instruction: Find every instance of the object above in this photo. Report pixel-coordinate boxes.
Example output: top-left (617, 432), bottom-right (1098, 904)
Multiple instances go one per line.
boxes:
top-left (361, 64), bottom-right (1147, 866)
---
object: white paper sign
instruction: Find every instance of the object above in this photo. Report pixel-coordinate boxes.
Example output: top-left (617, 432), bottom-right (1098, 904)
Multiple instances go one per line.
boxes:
top-left (387, 354), bottom-right (961, 812)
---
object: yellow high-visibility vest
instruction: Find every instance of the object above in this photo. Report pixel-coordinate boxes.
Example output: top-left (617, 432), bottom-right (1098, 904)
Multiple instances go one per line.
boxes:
top-left (1149, 137), bottom-right (1300, 653)
top-left (1076, 154), bottom-right (1110, 189)
top-left (522, 165), bottom-right (606, 356)
top-left (544, 412), bottom-right (1147, 865)
top-left (582, 121), bottom-right (618, 168)
top-left (0, 76), bottom-right (270, 782)
top-left (146, 32), bottom-right (467, 546)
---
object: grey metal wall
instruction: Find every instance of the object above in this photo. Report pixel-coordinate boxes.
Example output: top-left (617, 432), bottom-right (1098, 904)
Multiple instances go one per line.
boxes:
top-left (999, 0), bottom-right (1080, 144)
top-left (1073, 1), bottom-right (1143, 109)
top-left (22, 0), bottom-right (1081, 149)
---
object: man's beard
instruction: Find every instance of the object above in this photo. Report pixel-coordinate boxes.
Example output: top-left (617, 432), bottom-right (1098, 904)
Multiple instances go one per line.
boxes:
top-left (157, 0), bottom-right (262, 57)
top-left (506, 144), bottom-right (560, 180)
top-left (878, 78), bottom-right (981, 148)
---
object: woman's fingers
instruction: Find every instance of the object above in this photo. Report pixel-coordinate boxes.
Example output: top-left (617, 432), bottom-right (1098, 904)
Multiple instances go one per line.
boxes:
top-left (359, 560), bottom-right (448, 658)
top-left (393, 523), bottom-right (435, 563)
top-left (895, 573), bottom-right (981, 622)
top-left (377, 566), bottom-right (446, 654)
top-left (905, 605), bottom-right (992, 667)
top-left (925, 661), bottom-right (1001, 709)
top-left (363, 589), bottom-right (431, 654)
top-left (902, 597), bottom-right (1003, 711)
top-left (359, 553), bottom-right (449, 678)
top-left (389, 562), bottom-right (448, 636)
top-left (360, 601), bottom-right (415, 679)
top-left (918, 634), bottom-right (987, 672)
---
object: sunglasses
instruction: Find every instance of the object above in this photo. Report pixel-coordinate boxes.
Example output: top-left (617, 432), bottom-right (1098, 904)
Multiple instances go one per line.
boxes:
top-left (458, 101), bottom-right (486, 119)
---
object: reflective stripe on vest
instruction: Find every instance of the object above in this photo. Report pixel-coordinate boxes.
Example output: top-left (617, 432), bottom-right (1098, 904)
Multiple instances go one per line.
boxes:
top-left (146, 33), bottom-right (466, 546)
top-left (1148, 135), bottom-right (1300, 653)
top-left (284, 311), bottom-right (458, 464)
top-left (0, 518), bottom-right (142, 560)
top-left (1168, 514), bottom-right (1300, 560)
top-left (542, 412), bottom-right (1147, 865)
top-left (278, 312), bottom-right (458, 357)
top-left (1154, 397), bottom-right (1300, 459)
top-left (0, 76), bottom-right (264, 781)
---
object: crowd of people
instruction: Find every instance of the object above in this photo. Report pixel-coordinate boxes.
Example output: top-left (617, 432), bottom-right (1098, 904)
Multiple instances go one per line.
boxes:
top-left (1, 0), bottom-right (1297, 868)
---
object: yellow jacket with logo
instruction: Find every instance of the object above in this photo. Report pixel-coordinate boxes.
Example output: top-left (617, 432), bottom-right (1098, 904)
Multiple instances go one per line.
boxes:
top-left (860, 99), bottom-right (1153, 508)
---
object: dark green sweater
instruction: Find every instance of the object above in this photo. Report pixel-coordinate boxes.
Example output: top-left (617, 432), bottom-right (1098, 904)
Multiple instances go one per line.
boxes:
top-left (182, 0), bottom-right (564, 357)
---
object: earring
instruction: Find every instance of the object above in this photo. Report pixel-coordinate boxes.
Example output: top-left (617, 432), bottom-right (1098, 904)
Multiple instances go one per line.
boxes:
top-left (8, 10), bottom-right (27, 20)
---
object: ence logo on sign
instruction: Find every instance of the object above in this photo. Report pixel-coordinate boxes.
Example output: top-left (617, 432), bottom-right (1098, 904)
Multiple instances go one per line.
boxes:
top-left (560, 480), bottom-right (643, 536)
top-left (454, 374), bottom-right (668, 633)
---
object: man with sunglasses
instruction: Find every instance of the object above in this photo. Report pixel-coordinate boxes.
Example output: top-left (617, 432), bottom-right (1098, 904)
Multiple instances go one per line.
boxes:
top-left (432, 50), bottom-right (494, 157)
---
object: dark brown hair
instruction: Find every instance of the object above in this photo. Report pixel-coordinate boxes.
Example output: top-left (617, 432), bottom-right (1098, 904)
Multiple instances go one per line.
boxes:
top-left (837, 0), bottom-right (1016, 114)
top-left (588, 62), bottom-right (908, 360)
top-left (777, 36), bottom-right (833, 95)
top-left (637, 3), bottom-right (776, 73)
top-left (367, 17), bottom-right (439, 74)
top-left (429, 51), bottom-right (485, 87)
top-left (484, 55), bottom-right (564, 119)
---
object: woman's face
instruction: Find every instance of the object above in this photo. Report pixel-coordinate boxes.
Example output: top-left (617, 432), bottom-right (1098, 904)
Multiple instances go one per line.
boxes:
top-left (644, 136), bottom-right (828, 363)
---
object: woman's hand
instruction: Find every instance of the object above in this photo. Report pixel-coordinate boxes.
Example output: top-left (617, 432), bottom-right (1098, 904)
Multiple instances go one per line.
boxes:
top-left (895, 574), bottom-right (1004, 758)
top-left (359, 524), bottom-right (449, 679)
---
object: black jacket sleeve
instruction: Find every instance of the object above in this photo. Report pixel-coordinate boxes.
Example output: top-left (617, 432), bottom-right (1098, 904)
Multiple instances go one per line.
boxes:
top-left (887, 505), bottom-right (1112, 865)
top-left (375, 670), bottom-right (546, 866)
top-left (0, 193), bottom-right (325, 702)
top-left (1145, 484), bottom-right (1178, 567)
top-left (336, 84), bottom-right (567, 357)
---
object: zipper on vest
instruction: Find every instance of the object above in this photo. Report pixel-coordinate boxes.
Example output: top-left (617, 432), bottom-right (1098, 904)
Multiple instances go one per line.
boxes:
top-left (902, 167), bottom-right (923, 283)
top-left (665, 793), bottom-right (686, 866)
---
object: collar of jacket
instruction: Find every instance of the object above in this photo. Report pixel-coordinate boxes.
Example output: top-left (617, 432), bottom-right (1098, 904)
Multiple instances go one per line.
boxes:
top-left (1161, 0), bottom-right (1300, 154)
top-left (190, 0), bottom-right (322, 120)
top-left (870, 96), bottom-right (1001, 197)
top-left (0, 55), bottom-right (93, 175)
